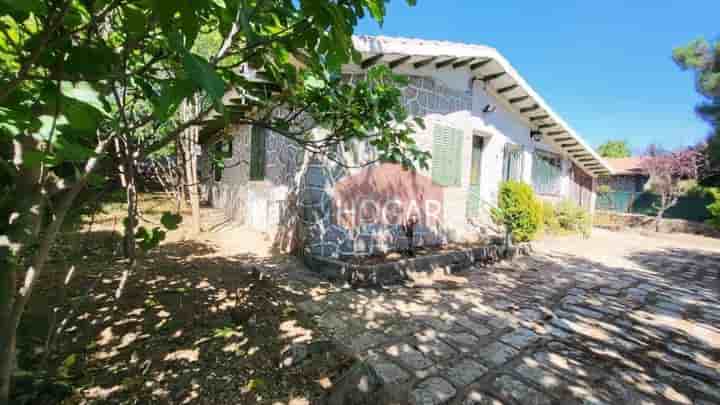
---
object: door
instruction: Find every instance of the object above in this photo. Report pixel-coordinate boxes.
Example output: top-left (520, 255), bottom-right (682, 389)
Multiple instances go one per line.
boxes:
top-left (466, 136), bottom-right (484, 218)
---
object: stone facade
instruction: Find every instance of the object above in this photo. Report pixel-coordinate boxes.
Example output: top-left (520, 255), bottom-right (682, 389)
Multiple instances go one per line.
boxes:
top-left (206, 71), bottom-right (597, 258)
top-left (208, 124), bottom-right (303, 229)
top-left (207, 75), bottom-right (475, 258)
top-left (344, 73), bottom-right (473, 116)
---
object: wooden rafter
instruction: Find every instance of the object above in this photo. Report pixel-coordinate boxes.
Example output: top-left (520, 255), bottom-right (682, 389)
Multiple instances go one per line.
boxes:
top-left (509, 95), bottom-right (530, 104)
top-left (361, 54), bottom-right (384, 69)
top-left (481, 71), bottom-right (506, 82)
top-left (470, 59), bottom-right (492, 70)
top-left (519, 104), bottom-right (540, 113)
top-left (413, 56), bottom-right (437, 69)
top-left (436, 58), bottom-right (458, 68)
top-left (497, 84), bottom-right (519, 94)
top-left (388, 55), bottom-right (411, 69)
top-left (529, 115), bottom-right (549, 121)
top-left (452, 58), bottom-right (474, 69)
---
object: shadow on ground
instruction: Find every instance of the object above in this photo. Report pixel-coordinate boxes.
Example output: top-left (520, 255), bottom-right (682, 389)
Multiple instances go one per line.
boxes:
top-left (296, 242), bottom-right (720, 404)
top-left (17, 230), bottom-right (349, 405)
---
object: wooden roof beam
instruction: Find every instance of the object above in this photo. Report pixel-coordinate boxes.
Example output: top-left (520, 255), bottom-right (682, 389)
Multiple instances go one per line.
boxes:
top-left (520, 104), bottom-right (540, 113)
top-left (452, 58), bottom-right (474, 69)
top-left (361, 54), bottom-right (384, 69)
top-left (470, 59), bottom-right (492, 70)
top-left (553, 137), bottom-right (573, 142)
top-left (388, 55), bottom-right (412, 69)
top-left (509, 95), bottom-right (531, 104)
top-left (561, 142), bottom-right (580, 148)
top-left (537, 124), bottom-right (556, 129)
top-left (413, 56), bottom-right (437, 69)
top-left (497, 84), bottom-right (519, 94)
top-left (436, 57), bottom-right (458, 68)
top-left (529, 115), bottom-right (550, 121)
top-left (481, 71), bottom-right (506, 82)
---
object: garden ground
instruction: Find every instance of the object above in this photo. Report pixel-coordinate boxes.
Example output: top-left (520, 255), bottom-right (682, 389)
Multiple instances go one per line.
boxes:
top-left (17, 200), bottom-right (720, 404)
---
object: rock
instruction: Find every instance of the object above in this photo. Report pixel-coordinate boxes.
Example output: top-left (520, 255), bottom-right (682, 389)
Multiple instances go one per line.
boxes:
top-left (410, 377), bottom-right (456, 405)
top-left (326, 362), bottom-right (382, 405)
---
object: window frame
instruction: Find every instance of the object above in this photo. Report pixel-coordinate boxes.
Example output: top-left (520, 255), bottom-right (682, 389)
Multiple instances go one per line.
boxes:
top-left (249, 125), bottom-right (267, 181)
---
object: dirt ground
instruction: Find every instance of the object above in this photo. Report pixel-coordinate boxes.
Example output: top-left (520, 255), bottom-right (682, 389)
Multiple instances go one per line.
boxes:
top-left (15, 197), bottom-right (351, 405)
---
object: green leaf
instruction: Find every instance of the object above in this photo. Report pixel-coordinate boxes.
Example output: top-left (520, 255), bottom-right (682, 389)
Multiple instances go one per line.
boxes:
top-left (182, 51), bottom-right (225, 104)
top-left (160, 211), bottom-right (183, 230)
top-left (57, 354), bottom-right (77, 379)
top-left (154, 79), bottom-right (195, 119)
top-left (53, 137), bottom-right (97, 162)
top-left (36, 114), bottom-right (69, 140)
top-left (304, 75), bottom-right (325, 90)
top-left (60, 82), bottom-right (109, 116)
top-left (366, 0), bottom-right (385, 26)
top-left (122, 4), bottom-right (147, 39)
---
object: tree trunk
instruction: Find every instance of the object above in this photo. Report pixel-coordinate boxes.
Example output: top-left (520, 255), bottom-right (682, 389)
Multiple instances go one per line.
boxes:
top-left (0, 256), bottom-right (17, 405)
top-left (181, 99), bottom-right (201, 235)
top-left (121, 142), bottom-right (137, 262)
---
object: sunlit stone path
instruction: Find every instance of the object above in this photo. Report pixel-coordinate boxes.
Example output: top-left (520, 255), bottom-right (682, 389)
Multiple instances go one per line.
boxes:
top-left (297, 229), bottom-right (720, 404)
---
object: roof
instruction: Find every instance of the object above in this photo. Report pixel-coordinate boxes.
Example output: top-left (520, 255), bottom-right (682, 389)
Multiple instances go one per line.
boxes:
top-left (351, 35), bottom-right (614, 176)
top-left (605, 157), bottom-right (647, 175)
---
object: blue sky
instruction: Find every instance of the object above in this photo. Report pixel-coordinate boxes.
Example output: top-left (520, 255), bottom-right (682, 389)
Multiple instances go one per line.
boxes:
top-left (356, 1), bottom-right (719, 154)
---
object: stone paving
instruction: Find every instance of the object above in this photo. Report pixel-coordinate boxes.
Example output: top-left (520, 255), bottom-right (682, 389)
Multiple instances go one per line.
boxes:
top-left (296, 230), bottom-right (720, 404)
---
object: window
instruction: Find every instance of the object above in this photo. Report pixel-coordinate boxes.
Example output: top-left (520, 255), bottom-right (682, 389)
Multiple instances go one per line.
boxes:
top-left (502, 144), bottom-right (524, 181)
top-left (250, 125), bottom-right (266, 181)
top-left (214, 139), bottom-right (233, 181)
top-left (531, 151), bottom-right (562, 195)
top-left (469, 136), bottom-right (484, 185)
top-left (431, 124), bottom-right (463, 187)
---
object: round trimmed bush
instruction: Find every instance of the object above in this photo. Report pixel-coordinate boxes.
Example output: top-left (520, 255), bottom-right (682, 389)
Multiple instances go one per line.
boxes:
top-left (492, 181), bottom-right (543, 242)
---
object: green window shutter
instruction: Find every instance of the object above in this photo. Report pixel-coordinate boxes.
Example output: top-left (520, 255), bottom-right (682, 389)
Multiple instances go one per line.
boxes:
top-left (250, 125), bottom-right (266, 180)
top-left (449, 127), bottom-right (463, 186)
top-left (431, 124), bottom-right (463, 187)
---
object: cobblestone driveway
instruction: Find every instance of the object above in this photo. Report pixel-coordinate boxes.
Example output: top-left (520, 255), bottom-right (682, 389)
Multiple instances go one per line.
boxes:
top-left (296, 229), bottom-right (720, 404)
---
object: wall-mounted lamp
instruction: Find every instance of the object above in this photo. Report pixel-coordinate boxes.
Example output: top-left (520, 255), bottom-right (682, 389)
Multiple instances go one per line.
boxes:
top-left (530, 130), bottom-right (543, 142)
top-left (482, 104), bottom-right (496, 113)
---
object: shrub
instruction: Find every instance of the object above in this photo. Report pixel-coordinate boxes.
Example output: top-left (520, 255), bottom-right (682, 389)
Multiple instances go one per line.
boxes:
top-left (541, 200), bottom-right (561, 233)
top-left (492, 181), bottom-right (543, 242)
top-left (554, 200), bottom-right (592, 237)
top-left (707, 188), bottom-right (720, 229)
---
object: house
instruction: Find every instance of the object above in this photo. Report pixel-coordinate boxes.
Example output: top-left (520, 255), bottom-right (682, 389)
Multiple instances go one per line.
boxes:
top-left (598, 157), bottom-right (649, 192)
top-left (202, 36), bottom-right (614, 258)
top-left (597, 157), bottom-right (649, 212)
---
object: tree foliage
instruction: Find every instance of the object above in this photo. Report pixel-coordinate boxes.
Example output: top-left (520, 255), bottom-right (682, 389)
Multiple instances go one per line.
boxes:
top-left (0, 1), bottom-right (422, 402)
top-left (673, 38), bottom-right (720, 166)
top-left (597, 140), bottom-right (631, 158)
top-left (641, 147), bottom-right (702, 231)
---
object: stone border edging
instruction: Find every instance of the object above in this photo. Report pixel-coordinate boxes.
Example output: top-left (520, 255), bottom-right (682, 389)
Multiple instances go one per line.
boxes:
top-left (303, 243), bottom-right (532, 287)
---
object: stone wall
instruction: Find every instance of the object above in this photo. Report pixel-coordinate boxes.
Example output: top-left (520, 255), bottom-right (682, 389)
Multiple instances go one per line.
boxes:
top-left (594, 211), bottom-right (720, 238)
top-left (208, 124), bottom-right (303, 227)
top-left (344, 73), bottom-right (473, 116)
top-left (208, 74), bottom-right (529, 258)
